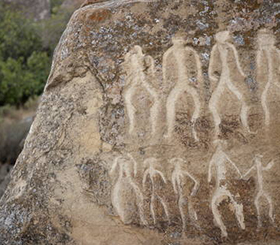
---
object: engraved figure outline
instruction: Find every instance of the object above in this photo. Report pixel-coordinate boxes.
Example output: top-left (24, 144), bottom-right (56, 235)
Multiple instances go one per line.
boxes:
top-left (110, 153), bottom-right (147, 225)
top-left (123, 45), bottom-right (160, 135)
top-left (242, 154), bottom-right (275, 228)
top-left (142, 157), bottom-right (170, 225)
top-left (163, 35), bottom-right (203, 141)
top-left (170, 158), bottom-right (200, 231)
top-left (208, 31), bottom-right (252, 138)
top-left (256, 29), bottom-right (280, 126)
top-left (208, 140), bottom-right (245, 237)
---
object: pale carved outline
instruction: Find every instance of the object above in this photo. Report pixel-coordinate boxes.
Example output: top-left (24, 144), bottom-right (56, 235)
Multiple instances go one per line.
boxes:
top-left (123, 45), bottom-right (160, 135)
top-left (170, 158), bottom-right (200, 231)
top-left (208, 31), bottom-right (252, 138)
top-left (142, 158), bottom-right (170, 225)
top-left (208, 141), bottom-right (245, 237)
top-left (163, 36), bottom-right (203, 141)
top-left (242, 154), bottom-right (275, 228)
top-left (110, 153), bottom-right (147, 225)
top-left (257, 29), bottom-right (280, 127)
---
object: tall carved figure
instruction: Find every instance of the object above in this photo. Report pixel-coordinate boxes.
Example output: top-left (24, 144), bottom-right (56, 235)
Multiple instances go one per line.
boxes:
top-left (170, 158), bottom-right (199, 231)
top-left (122, 45), bottom-right (160, 135)
top-left (209, 31), bottom-right (251, 138)
top-left (242, 154), bottom-right (275, 228)
top-left (163, 36), bottom-right (203, 141)
top-left (208, 141), bottom-right (245, 237)
top-left (110, 154), bottom-right (147, 225)
top-left (256, 29), bottom-right (280, 127)
top-left (142, 158), bottom-right (170, 225)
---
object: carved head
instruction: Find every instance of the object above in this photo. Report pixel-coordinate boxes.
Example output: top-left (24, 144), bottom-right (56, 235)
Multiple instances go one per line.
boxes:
top-left (257, 29), bottom-right (275, 47)
top-left (172, 35), bottom-right (185, 46)
top-left (144, 157), bottom-right (158, 168)
top-left (169, 158), bottom-right (185, 169)
top-left (213, 139), bottom-right (228, 150)
top-left (215, 31), bottom-right (230, 43)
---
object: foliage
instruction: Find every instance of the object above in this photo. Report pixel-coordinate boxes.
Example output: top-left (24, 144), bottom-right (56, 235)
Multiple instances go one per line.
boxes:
top-left (0, 1), bottom-right (74, 107)
top-left (0, 4), bottom-right (51, 107)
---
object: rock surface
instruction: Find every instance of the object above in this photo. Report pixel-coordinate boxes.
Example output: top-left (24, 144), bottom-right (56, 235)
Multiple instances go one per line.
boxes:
top-left (1, 0), bottom-right (280, 244)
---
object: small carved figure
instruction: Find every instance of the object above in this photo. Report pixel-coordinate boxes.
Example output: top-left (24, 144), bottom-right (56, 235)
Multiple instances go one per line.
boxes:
top-left (110, 153), bottom-right (147, 225)
top-left (242, 154), bottom-right (275, 228)
top-left (170, 158), bottom-right (199, 231)
top-left (256, 29), bottom-right (280, 126)
top-left (208, 140), bottom-right (245, 237)
top-left (163, 35), bottom-right (203, 141)
top-left (142, 158), bottom-right (170, 225)
top-left (123, 45), bottom-right (160, 135)
top-left (208, 31), bottom-right (252, 138)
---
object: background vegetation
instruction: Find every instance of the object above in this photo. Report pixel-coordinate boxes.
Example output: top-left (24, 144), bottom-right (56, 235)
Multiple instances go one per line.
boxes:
top-left (0, 1), bottom-right (73, 107)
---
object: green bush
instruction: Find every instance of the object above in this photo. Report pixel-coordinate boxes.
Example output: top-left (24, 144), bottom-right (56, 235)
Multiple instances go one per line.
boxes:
top-left (0, 3), bottom-right (51, 107)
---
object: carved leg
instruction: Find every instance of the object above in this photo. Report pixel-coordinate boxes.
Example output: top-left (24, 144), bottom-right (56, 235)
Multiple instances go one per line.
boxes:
top-left (124, 86), bottom-right (137, 134)
top-left (261, 83), bottom-right (270, 127)
top-left (264, 193), bottom-right (275, 225)
top-left (227, 81), bottom-right (252, 134)
top-left (165, 87), bottom-right (181, 139)
top-left (178, 195), bottom-right (187, 231)
top-left (188, 86), bottom-right (201, 142)
top-left (209, 87), bottom-right (222, 138)
top-left (150, 193), bottom-right (156, 225)
top-left (228, 192), bottom-right (245, 230)
top-left (211, 194), bottom-right (228, 237)
top-left (131, 182), bottom-right (148, 226)
top-left (158, 195), bottom-right (170, 224)
top-left (150, 96), bottom-right (160, 135)
top-left (254, 192), bottom-right (262, 228)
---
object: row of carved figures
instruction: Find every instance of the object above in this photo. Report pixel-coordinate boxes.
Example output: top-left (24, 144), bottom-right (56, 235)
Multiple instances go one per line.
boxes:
top-left (122, 29), bottom-right (280, 140)
top-left (110, 141), bottom-right (275, 237)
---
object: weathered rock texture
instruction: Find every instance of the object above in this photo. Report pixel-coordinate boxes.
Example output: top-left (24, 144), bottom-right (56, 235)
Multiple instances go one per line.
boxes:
top-left (1, 0), bottom-right (280, 244)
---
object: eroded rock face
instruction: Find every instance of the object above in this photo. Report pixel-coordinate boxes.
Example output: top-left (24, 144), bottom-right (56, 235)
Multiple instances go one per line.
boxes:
top-left (1, 0), bottom-right (280, 244)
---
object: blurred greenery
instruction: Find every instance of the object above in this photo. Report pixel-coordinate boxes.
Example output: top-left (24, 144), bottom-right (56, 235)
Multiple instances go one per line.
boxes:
top-left (0, 1), bottom-right (74, 107)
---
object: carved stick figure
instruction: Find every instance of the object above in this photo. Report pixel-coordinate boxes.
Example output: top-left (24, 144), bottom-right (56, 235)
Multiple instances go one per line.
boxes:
top-left (123, 45), bottom-right (159, 135)
top-left (170, 158), bottom-right (199, 231)
top-left (142, 158), bottom-right (170, 225)
top-left (256, 29), bottom-right (280, 126)
top-left (208, 140), bottom-right (245, 237)
top-left (110, 153), bottom-right (147, 225)
top-left (242, 154), bottom-right (275, 228)
top-left (209, 31), bottom-right (252, 138)
top-left (163, 36), bottom-right (202, 141)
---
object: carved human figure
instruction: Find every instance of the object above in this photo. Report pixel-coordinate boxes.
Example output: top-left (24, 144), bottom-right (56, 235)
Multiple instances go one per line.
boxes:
top-left (242, 154), bottom-right (275, 228)
top-left (208, 140), bottom-right (245, 237)
top-left (122, 45), bottom-right (160, 135)
top-left (142, 158), bottom-right (170, 225)
top-left (163, 35), bottom-right (203, 141)
top-left (110, 154), bottom-right (147, 225)
top-left (256, 29), bottom-right (280, 127)
top-left (208, 31), bottom-right (251, 138)
top-left (170, 158), bottom-right (199, 231)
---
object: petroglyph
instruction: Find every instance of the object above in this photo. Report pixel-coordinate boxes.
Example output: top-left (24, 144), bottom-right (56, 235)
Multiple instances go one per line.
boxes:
top-left (257, 29), bottom-right (280, 127)
top-left (110, 154), bottom-right (147, 225)
top-left (170, 158), bottom-right (199, 231)
top-left (163, 35), bottom-right (202, 141)
top-left (208, 141), bottom-right (245, 237)
top-left (142, 158), bottom-right (170, 225)
top-left (242, 154), bottom-right (275, 228)
top-left (208, 31), bottom-right (252, 138)
top-left (123, 45), bottom-right (160, 135)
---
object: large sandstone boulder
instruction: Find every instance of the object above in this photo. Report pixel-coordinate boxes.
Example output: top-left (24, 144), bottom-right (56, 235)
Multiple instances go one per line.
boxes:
top-left (1, 0), bottom-right (280, 244)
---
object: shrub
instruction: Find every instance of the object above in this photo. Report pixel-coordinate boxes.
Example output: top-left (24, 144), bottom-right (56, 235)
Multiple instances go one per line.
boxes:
top-left (0, 3), bottom-right (51, 107)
